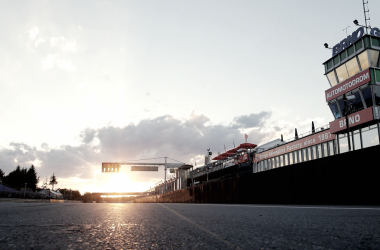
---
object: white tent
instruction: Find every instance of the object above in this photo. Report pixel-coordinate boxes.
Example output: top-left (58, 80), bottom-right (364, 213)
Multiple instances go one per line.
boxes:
top-left (37, 189), bottom-right (63, 199)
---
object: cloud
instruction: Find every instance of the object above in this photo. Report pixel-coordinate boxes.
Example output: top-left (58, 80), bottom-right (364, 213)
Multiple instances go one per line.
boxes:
top-left (0, 111), bottom-right (275, 188)
top-left (273, 126), bottom-right (282, 132)
top-left (41, 53), bottom-right (57, 70)
top-left (50, 37), bottom-right (76, 52)
top-left (41, 53), bottom-right (77, 72)
top-left (40, 143), bottom-right (50, 152)
top-left (28, 26), bottom-right (39, 40)
top-left (56, 58), bottom-right (77, 72)
top-left (231, 111), bottom-right (271, 128)
top-left (34, 37), bottom-right (46, 47)
top-left (80, 128), bottom-right (96, 144)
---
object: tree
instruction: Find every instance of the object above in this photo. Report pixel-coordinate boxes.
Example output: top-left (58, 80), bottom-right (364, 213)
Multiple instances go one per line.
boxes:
top-left (83, 192), bottom-right (93, 203)
top-left (59, 188), bottom-right (81, 199)
top-left (26, 165), bottom-right (39, 191)
top-left (1, 165), bottom-right (39, 190)
top-left (49, 173), bottom-right (58, 191)
top-left (4, 165), bottom-right (27, 188)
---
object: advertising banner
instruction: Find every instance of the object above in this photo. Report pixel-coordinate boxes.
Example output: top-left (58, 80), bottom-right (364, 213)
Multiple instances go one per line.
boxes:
top-left (325, 69), bottom-right (370, 102)
top-left (329, 107), bottom-right (374, 134)
top-left (254, 130), bottom-right (336, 162)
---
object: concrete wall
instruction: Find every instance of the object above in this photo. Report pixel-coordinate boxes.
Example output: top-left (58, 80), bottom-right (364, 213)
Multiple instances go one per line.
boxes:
top-left (133, 144), bottom-right (380, 205)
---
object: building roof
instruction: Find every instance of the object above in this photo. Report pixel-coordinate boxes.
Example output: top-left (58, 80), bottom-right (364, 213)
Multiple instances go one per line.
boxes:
top-left (212, 143), bottom-right (257, 161)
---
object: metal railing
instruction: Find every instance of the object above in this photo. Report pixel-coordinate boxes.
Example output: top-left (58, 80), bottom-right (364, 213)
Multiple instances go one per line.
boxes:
top-left (258, 124), bottom-right (330, 153)
top-left (189, 124), bottom-right (333, 180)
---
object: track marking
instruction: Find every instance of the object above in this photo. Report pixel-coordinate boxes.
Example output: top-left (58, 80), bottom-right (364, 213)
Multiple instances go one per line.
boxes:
top-left (172, 203), bottom-right (380, 210)
top-left (160, 203), bottom-right (240, 249)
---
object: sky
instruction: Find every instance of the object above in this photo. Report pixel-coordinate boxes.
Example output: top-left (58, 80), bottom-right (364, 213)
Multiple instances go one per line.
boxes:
top-left (0, 0), bottom-right (379, 194)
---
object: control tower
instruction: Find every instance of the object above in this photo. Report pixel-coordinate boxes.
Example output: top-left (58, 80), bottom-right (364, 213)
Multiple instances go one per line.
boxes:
top-left (324, 26), bottom-right (380, 152)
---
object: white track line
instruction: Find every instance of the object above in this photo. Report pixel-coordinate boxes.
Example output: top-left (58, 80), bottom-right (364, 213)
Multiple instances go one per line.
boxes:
top-left (164, 203), bottom-right (380, 210)
top-left (160, 203), bottom-right (240, 249)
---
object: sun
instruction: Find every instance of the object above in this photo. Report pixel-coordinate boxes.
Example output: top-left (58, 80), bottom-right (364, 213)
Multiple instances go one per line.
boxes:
top-left (101, 173), bottom-right (132, 192)
top-left (77, 167), bottom-right (157, 194)
top-left (94, 172), bottom-right (154, 193)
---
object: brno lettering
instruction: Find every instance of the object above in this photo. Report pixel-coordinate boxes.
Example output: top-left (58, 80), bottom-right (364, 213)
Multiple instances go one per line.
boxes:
top-left (370, 27), bottom-right (380, 37)
top-left (332, 27), bottom-right (364, 56)
top-left (349, 116), bottom-right (355, 125)
top-left (355, 114), bottom-right (360, 122)
top-left (339, 120), bottom-right (345, 128)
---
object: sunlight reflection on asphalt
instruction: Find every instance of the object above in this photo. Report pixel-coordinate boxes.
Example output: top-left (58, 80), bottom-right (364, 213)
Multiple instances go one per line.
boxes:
top-left (0, 203), bottom-right (379, 249)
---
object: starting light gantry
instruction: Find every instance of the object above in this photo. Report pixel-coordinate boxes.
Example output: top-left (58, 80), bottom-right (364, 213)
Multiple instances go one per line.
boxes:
top-left (101, 157), bottom-right (193, 191)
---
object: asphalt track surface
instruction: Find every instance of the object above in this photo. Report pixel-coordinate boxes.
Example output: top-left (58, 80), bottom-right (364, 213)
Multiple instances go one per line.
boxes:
top-left (0, 203), bottom-right (380, 249)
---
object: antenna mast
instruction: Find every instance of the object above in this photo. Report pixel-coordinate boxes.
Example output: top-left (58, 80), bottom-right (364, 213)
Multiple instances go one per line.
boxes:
top-left (343, 26), bottom-right (350, 36)
top-left (362, 0), bottom-right (371, 34)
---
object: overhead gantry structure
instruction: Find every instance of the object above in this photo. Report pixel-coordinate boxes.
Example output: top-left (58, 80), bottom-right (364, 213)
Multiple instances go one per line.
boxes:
top-left (101, 157), bottom-right (193, 191)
